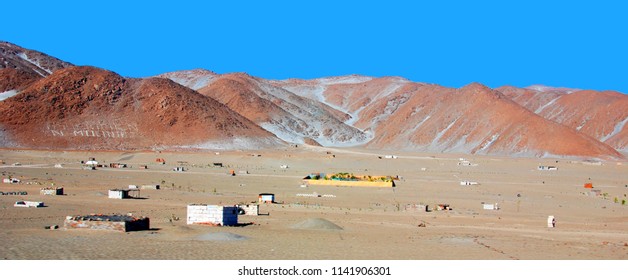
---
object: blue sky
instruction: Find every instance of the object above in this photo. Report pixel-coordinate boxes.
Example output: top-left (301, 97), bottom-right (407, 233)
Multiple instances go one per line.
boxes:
top-left (2, 1), bottom-right (626, 93)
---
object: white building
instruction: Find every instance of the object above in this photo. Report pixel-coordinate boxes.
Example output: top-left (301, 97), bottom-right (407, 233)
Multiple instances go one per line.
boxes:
top-left (460, 181), bottom-right (479, 186)
top-left (2, 178), bottom-right (20, 184)
top-left (538, 166), bottom-right (558, 171)
top-left (40, 187), bottom-right (63, 195)
top-left (258, 193), bottom-right (275, 204)
top-left (483, 203), bottom-right (499, 210)
top-left (547, 216), bottom-right (556, 228)
top-left (187, 204), bottom-right (238, 226)
top-left (458, 160), bottom-right (477, 166)
top-left (108, 189), bottom-right (130, 199)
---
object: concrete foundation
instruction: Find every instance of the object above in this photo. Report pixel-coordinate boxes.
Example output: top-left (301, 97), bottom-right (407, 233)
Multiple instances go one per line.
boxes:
top-left (14, 201), bottom-right (44, 208)
top-left (64, 214), bottom-right (150, 232)
top-left (237, 204), bottom-right (259, 216)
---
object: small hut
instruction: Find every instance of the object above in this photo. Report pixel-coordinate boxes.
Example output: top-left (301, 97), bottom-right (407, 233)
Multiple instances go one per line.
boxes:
top-left (108, 189), bottom-right (130, 199)
top-left (547, 216), bottom-right (556, 228)
top-left (258, 193), bottom-right (275, 204)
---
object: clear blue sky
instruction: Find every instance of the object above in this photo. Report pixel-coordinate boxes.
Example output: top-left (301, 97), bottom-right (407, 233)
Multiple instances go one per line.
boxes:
top-left (2, 1), bottom-right (626, 93)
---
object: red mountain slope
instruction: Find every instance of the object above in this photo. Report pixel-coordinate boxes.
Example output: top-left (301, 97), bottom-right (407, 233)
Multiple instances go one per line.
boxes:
top-left (0, 66), bottom-right (280, 150)
top-left (498, 86), bottom-right (628, 152)
top-left (277, 78), bottom-right (622, 159)
top-left (166, 71), bottom-right (370, 146)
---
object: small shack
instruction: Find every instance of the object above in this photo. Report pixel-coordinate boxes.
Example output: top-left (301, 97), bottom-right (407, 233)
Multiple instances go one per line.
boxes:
top-left (434, 204), bottom-right (451, 211)
top-left (458, 160), bottom-right (477, 166)
top-left (404, 204), bottom-right (429, 212)
top-left (483, 203), bottom-right (499, 210)
top-left (14, 201), bottom-right (44, 208)
top-left (2, 178), bottom-right (20, 184)
top-left (258, 193), bottom-right (275, 204)
top-left (538, 166), bottom-right (558, 171)
top-left (109, 163), bottom-right (128, 168)
top-left (186, 204), bottom-right (238, 226)
top-left (108, 189), bottom-right (130, 199)
top-left (140, 184), bottom-right (160, 190)
top-left (547, 216), bottom-right (556, 228)
top-left (40, 187), bottom-right (63, 195)
top-left (460, 181), bottom-right (479, 186)
top-left (64, 214), bottom-right (150, 232)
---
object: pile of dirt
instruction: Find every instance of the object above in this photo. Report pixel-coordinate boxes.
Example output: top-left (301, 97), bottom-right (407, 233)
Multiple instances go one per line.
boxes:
top-left (291, 218), bottom-right (343, 230)
top-left (195, 232), bottom-right (249, 241)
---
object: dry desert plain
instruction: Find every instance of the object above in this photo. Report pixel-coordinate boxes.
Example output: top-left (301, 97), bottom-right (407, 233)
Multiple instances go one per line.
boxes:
top-left (0, 146), bottom-right (627, 260)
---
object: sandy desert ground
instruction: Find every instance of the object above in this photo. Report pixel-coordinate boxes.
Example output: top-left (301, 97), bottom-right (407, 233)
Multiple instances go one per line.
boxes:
top-left (0, 146), bottom-right (627, 260)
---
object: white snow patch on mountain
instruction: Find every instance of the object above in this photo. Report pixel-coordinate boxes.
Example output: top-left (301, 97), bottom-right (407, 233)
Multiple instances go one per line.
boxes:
top-left (316, 75), bottom-right (374, 85)
top-left (526, 85), bottom-right (578, 94)
top-left (534, 96), bottom-right (561, 114)
top-left (430, 117), bottom-right (459, 148)
top-left (16, 52), bottom-right (51, 76)
top-left (600, 116), bottom-right (628, 142)
top-left (0, 90), bottom-right (19, 101)
top-left (161, 71), bottom-right (217, 90)
top-left (349, 82), bottom-right (406, 126)
top-left (478, 134), bottom-right (500, 152)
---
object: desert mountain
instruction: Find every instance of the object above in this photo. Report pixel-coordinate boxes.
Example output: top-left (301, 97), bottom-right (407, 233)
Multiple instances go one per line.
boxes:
top-left (161, 71), bottom-right (370, 146)
top-left (0, 66), bottom-right (281, 150)
top-left (157, 69), bottom-right (218, 90)
top-left (498, 86), bottom-right (628, 152)
top-left (275, 78), bottom-right (622, 158)
top-left (0, 42), bottom-right (625, 158)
